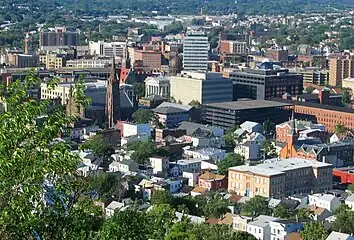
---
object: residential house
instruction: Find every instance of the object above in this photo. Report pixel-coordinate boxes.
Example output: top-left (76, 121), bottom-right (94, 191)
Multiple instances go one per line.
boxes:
top-left (233, 215), bottom-right (252, 232)
top-left (191, 134), bottom-right (226, 149)
top-left (183, 171), bottom-right (200, 186)
top-left (76, 151), bottom-right (102, 177)
top-left (175, 211), bottom-right (205, 224)
top-left (198, 171), bottom-right (227, 191)
top-left (149, 156), bottom-right (170, 175)
top-left (201, 159), bottom-right (218, 171)
top-left (269, 219), bottom-right (307, 240)
top-left (183, 146), bottom-right (226, 161)
top-left (247, 132), bottom-right (266, 145)
top-left (109, 159), bottom-right (138, 174)
top-left (105, 201), bottom-right (125, 217)
top-left (153, 106), bottom-right (190, 128)
top-left (234, 140), bottom-right (260, 160)
top-left (247, 215), bottom-right (279, 240)
top-left (308, 193), bottom-right (341, 212)
top-left (178, 121), bottom-right (224, 138)
top-left (173, 158), bottom-right (203, 174)
top-left (308, 205), bottom-right (333, 221)
top-left (326, 231), bottom-right (354, 240)
top-left (240, 121), bottom-right (263, 133)
top-left (345, 195), bottom-right (354, 211)
top-left (191, 186), bottom-right (209, 197)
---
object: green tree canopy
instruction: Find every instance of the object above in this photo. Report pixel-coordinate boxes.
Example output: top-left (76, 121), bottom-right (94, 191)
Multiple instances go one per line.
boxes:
top-left (217, 153), bottom-right (244, 175)
top-left (300, 221), bottom-right (328, 240)
top-left (333, 204), bottom-right (354, 234)
top-left (262, 119), bottom-right (276, 138)
top-left (241, 196), bottom-right (271, 217)
top-left (0, 70), bottom-right (103, 238)
top-left (126, 141), bottom-right (157, 164)
top-left (261, 139), bottom-right (277, 159)
top-left (132, 108), bottom-right (154, 124)
top-left (81, 134), bottom-right (115, 158)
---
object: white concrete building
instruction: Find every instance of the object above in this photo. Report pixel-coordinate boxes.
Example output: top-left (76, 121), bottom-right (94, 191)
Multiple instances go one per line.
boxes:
top-left (247, 215), bottom-right (279, 240)
top-left (308, 193), bottom-right (341, 212)
top-left (269, 219), bottom-right (306, 240)
top-left (89, 41), bottom-right (126, 57)
top-left (66, 58), bottom-right (113, 68)
top-left (183, 32), bottom-right (209, 71)
top-left (144, 75), bottom-right (170, 98)
top-left (105, 201), bottom-right (124, 217)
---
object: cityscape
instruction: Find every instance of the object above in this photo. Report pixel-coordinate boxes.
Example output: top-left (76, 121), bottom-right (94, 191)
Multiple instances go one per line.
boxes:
top-left (2, 0), bottom-right (354, 239)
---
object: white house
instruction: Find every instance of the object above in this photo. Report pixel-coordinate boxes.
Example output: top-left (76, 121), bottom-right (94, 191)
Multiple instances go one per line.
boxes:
top-left (144, 75), bottom-right (170, 98)
top-left (191, 135), bottom-right (226, 149)
top-left (233, 215), bottom-right (252, 232)
top-left (183, 171), bottom-right (200, 186)
top-left (234, 140), bottom-right (260, 160)
top-left (109, 159), bottom-right (138, 174)
top-left (149, 156), bottom-right (170, 175)
top-left (105, 201), bottom-right (125, 217)
top-left (247, 215), bottom-right (279, 240)
top-left (246, 132), bottom-right (266, 145)
top-left (269, 219), bottom-right (306, 240)
top-left (240, 121), bottom-right (262, 133)
top-left (76, 150), bottom-right (102, 177)
top-left (122, 122), bottom-right (151, 138)
top-left (308, 193), bottom-right (341, 212)
top-left (201, 160), bottom-right (218, 171)
top-left (345, 195), bottom-right (354, 211)
top-left (183, 146), bottom-right (226, 161)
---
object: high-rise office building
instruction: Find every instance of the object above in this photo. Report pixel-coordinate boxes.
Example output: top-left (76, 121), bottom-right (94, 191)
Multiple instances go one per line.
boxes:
top-left (329, 54), bottom-right (354, 87)
top-left (183, 32), bottom-right (209, 71)
top-left (229, 68), bottom-right (303, 100)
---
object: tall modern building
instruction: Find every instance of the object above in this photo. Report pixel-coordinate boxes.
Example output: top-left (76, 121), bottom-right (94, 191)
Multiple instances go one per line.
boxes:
top-left (329, 54), bottom-right (354, 87)
top-left (229, 68), bottom-right (303, 100)
top-left (105, 58), bottom-right (120, 128)
top-left (183, 32), bottom-right (209, 71)
top-left (39, 26), bottom-right (79, 51)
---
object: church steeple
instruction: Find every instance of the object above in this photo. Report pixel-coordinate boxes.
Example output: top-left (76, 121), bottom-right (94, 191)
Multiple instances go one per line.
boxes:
top-left (105, 58), bottom-right (120, 128)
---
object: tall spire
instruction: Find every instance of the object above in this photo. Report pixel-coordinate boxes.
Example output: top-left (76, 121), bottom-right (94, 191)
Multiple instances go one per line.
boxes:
top-left (105, 57), bottom-right (120, 128)
top-left (289, 111), bottom-right (296, 136)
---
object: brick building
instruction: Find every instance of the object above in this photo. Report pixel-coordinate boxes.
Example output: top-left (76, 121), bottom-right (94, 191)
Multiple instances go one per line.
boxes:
top-left (273, 98), bottom-right (354, 132)
top-left (134, 50), bottom-right (162, 72)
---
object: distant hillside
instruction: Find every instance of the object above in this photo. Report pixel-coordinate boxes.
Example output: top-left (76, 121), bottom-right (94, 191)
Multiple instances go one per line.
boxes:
top-left (0, 0), bottom-right (353, 16)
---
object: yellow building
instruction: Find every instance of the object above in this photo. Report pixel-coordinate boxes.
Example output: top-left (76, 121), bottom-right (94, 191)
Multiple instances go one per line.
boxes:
top-left (228, 158), bottom-right (332, 198)
top-left (39, 54), bottom-right (65, 69)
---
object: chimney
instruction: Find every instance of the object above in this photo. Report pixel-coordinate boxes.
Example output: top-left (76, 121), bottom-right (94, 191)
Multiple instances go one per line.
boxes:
top-left (319, 89), bottom-right (329, 104)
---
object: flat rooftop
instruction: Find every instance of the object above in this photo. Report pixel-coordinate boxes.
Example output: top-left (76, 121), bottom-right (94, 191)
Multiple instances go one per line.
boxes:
top-left (229, 158), bottom-right (332, 177)
top-left (204, 100), bottom-right (293, 111)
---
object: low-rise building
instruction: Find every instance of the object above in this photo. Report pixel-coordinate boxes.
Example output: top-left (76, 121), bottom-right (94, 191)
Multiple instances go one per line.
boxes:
top-left (183, 147), bottom-right (226, 161)
top-left (308, 193), bottom-right (341, 212)
top-left (145, 75), bottom-right (170, 98)
top-left (149, 156), bottom-right (170, 175)
top-left (234, 140), bottom-right (260, 161)
top-left (228, 158), bottom-right (333, 198)
top-left (122, 122), bottom-right (151, 138)
top-left (240, 121), bottom-right (263, 133)
top-left (269, 219), bottom-right (306, 240)
top-left (198, 171), bottom-right (227, 191)
top-left (247, 215), bottom-right (279, 240)
top-left (173, 158), bottom-right (203, 174)
top-left (326, 231), bottom-right (354, 240)
top-left (345, 195), bottom-right (354, 211)
top-left (153, 106), bottom-right (190, 128)
top-left (109, 159), bottom-right (138, 174)
top-left (233, 215), bottom-right (252, 232)
top-left (183, 171), bottom-right (200, 186)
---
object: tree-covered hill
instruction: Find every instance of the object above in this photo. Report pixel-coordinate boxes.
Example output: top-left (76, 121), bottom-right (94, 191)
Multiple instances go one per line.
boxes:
top-left (0, 0), bottom-right (354, 17)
